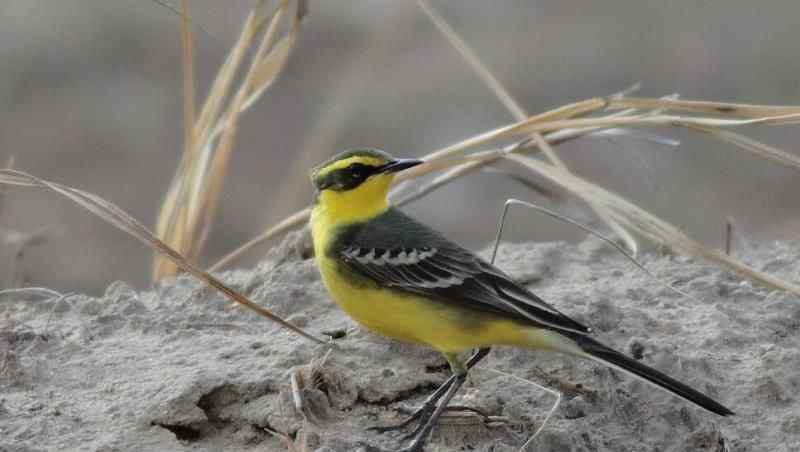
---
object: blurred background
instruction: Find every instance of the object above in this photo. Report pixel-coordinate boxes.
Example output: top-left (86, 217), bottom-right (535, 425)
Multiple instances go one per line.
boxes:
top-left (1, 0), bottom-right (799, 294)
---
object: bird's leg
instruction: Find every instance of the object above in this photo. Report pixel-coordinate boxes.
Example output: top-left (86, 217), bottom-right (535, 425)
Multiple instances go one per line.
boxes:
top-left (395, 353), bottom-right (472, 452)
top-left (369, 347), bottom-right (490, 434)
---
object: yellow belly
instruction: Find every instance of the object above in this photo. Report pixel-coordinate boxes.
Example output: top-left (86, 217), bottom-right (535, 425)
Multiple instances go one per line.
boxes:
top-left (316, 255), bottom-right (533, 353)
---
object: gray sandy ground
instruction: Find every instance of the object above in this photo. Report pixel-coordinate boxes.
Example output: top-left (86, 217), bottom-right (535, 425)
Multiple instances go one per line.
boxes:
top-left (1, 235), bottom-right (799, 452)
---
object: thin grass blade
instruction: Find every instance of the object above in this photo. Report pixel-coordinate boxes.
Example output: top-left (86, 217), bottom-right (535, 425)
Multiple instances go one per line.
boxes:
top-left (0, 169), bottom-right (324, 344)
top-left (506, 154), bottom-right (800, 296)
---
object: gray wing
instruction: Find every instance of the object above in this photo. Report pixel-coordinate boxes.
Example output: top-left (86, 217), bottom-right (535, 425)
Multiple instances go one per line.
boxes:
top-left (335, 209), bottom-right (590, 335)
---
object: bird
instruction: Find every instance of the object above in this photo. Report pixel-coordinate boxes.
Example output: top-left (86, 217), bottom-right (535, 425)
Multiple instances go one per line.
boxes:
top-left (308, 148), bottom-right (733, 452)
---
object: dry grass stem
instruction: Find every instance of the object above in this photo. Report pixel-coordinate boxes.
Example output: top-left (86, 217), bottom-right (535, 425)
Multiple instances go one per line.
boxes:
top-left (400, 98), bottom-right (606, 174)
top-left (391, 90), bottom-right (678, 207)
top-left (507, 154), bottom-right (800, 296)
top-left (190, 3), bottom-right (289, 256)
top-left (0, 287), bottom-right (62, 300)
top-left (608, 97), bottom-right (800, 118)
top-left (200, 2), bottom-right (800, 303)
top-left (530, 132), bottom-right (639, 255)
top-left (417, 0), bottom-right (638, 254)
top-left (417, 0), bottom-right (526, 120)
top-left (266, 421), bottom-right (309, 452)
top-left (684, 124), bottom-right (800, 171)
top-left (483, 368), bottom-right (562, 451)
top-left (209, 207), bottom-right (310, 272)
top-left (0, 169), bottom-right (325, 344)
top-left (493, 199), bottom-right (702, 304)
top-left (212, 93), bottom-right (800, 286)
top-left (479, 167), bottom-right (561, 200)
top-left (208, 106), bottom-right (633, 271)
top-left (154, 5), bottom-right (263, 278)
top-left (179, 0), bottom-right (195, 164)
top-left (154, 0), bottom-right (303, 280)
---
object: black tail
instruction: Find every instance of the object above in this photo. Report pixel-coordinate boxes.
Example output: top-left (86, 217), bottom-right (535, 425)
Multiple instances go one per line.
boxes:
top-left (573, 335), bottom-right (734, 416)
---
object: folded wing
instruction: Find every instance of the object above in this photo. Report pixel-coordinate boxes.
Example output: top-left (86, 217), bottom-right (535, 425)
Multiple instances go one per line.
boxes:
top-left (336, 209), bottom-right (590, 335)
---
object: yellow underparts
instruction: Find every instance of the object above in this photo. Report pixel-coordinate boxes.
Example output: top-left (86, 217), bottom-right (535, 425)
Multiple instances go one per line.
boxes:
top-left (310, 157), bottom-right (579, 355)
top-left (316, 257), bottom-right (530, 353)
top-left (315, 253), bottom-right (576, 354)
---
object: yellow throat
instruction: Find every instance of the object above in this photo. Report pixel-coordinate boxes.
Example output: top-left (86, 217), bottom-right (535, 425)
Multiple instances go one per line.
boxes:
top-left (310, 155), bottom-right (395, 256)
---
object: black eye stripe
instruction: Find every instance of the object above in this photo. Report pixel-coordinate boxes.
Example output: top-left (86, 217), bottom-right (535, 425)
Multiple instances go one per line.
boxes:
top-left (348, 163), bottom-right (371, 177)
top-left (315, 162), bottom-right (380, 191)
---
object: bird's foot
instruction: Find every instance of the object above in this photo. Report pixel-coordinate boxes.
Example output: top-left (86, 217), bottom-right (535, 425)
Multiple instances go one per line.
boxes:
top-left (395, 442), bottom-right (425, 452)
top-left (367, 401), bottom-right (436, 434)
top-left (368, 406), bottom-right (494, 452)
top-left (369, 403), bottom-right (494, 441)
top-left (361, 443), bottom-right (425, 452)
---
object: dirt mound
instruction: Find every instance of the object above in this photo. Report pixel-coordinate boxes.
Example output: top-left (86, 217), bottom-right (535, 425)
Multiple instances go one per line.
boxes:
top-left (1, 237), bottom-right (798, 451)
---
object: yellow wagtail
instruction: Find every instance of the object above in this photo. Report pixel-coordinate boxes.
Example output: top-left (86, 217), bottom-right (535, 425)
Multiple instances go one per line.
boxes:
top-left (309, 149), bottom-right (733, 452)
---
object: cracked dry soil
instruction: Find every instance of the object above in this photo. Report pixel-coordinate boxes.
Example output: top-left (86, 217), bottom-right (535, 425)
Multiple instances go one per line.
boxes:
top-left (1, 236), bottom-right (799, 451)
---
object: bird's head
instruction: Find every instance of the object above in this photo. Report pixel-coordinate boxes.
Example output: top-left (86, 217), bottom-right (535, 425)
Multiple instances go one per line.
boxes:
top-left (310, 149), bottom-right (422, 222)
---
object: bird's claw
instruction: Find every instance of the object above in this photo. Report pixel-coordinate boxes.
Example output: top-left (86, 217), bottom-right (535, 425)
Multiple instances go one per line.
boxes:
top-left (356, 439), bottom-right (424, 452)
top-left (368, 402), bottom-right (435, 434)
top-left (370, 403), bottom-right (495, 442)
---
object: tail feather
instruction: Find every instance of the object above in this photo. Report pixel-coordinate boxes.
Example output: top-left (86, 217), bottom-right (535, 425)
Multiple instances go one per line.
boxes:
top-left (573, 335), bottom-right (734, 416)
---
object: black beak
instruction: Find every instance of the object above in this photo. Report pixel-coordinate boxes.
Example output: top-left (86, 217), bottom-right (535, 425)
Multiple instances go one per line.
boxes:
top-left (377, 158), bottom-right (424, 174)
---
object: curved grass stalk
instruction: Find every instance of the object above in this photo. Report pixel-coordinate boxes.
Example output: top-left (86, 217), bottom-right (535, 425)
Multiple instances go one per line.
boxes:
top-left (482, 368), bottom-right (562, 452)
top-left (506, 154), bottom-right (800, 296)
top-left (0, 169), bottom-right (325, 345)
top-left (154, 0), bottom-right (302, 280)
top-left (417, 0), bottom-right (638, 255)
top-left (491, 199), bottom-right (702, 304)
top-left (211, 94), bottom-right (800, 271)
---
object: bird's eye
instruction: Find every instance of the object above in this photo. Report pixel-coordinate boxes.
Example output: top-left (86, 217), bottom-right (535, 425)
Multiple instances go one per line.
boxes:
top-left (348, 163), bottom-right (370, 179)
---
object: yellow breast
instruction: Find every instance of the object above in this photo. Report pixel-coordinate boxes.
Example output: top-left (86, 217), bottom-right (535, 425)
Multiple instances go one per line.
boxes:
top-left (314, 253), bottom-right (416, 339)
top-left (314, 259), bottom-right (531, 354)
